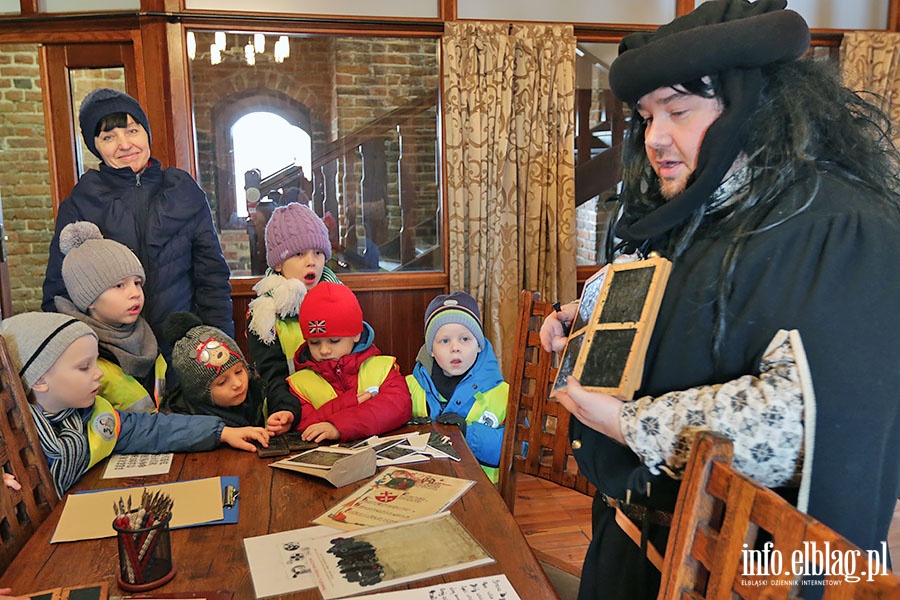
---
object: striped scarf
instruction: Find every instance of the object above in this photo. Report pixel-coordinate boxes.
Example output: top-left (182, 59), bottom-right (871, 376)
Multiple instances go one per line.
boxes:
top-left (30, 405), bottom-right (90, 498)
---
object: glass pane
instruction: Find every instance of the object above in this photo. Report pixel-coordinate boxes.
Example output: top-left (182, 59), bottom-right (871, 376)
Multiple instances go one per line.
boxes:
top-left (38, 0), bottom-right (139, 11)
top-left (0, 0), bottom-right (19, 14)
top-left (0, 43), bottom-right (54, 313)
top-left (68, 67), bottom-right (127, 175)
top-left (574, 42), bottom-right (623, 267)
top-left (188, 31), bottom-right (442, 276)
top-left (184, 0), bottom-right (439, 18)
top-left (694, 0), bottom-right (889, 30)
top-left (459, 0), bottom-right (675, 25)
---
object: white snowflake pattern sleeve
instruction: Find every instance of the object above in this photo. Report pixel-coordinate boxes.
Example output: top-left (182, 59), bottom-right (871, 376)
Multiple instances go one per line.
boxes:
top-left (619, 329), bottom-right (814, 488)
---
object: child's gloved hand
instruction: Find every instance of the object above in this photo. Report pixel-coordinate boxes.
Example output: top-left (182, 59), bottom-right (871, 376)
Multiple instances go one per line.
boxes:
top-left (435, 413), bottom-right (467, 436)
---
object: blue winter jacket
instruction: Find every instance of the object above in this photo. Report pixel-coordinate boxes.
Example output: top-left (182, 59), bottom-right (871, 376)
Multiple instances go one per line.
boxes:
top-left (42, 159), bottom-right (234, 359)
top-left (408, 339), bottom-right (507, 469)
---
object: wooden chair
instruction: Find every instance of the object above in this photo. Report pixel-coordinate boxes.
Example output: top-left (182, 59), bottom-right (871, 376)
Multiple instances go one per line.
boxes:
top-left (0, 335), bottom-right (59, 576)
top-left (661, 431), bottom-right (900, 599)
top-left (499, 289), bottom-right (596, 512)
top-left (499, 290), bottom-right (597, 598)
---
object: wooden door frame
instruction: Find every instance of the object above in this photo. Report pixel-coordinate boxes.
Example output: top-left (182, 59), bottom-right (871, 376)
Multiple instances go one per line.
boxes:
top-left (41, 42), bottom-right (139, 216)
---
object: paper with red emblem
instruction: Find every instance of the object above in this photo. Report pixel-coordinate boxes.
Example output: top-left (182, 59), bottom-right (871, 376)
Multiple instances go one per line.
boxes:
top-left (311, 467), bottom-right (475, 531)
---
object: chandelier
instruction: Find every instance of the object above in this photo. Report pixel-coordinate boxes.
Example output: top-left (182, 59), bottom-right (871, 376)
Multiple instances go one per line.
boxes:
top-left (186, 32), bottom-right (291, 65)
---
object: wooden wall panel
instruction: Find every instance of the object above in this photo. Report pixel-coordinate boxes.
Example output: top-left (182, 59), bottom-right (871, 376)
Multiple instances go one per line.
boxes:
top-left (232, 283), bottom-right (444, 376)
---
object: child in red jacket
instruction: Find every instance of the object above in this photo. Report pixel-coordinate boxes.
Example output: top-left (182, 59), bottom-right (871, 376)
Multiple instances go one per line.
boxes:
top-left (288, 282), bottom-right (411, 443)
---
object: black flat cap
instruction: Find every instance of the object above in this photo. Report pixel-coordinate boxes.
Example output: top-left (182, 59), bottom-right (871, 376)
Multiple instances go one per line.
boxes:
top-left (609, 0), bottom-right (810, 105)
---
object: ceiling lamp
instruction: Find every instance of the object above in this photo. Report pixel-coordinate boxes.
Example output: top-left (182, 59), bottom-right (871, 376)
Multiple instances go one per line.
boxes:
top-left (274, 36), bottom-right (290, 63)
top-left (254, 33), bottom-right (265, 54)
top-left (244, 40), bottom-right (256, 66)
top-left (210, 43), bottom-right (221, 65)
top-left (186, 31), bottom-right (196, 60)
top-left (215, 31), bottom-right (226, 48)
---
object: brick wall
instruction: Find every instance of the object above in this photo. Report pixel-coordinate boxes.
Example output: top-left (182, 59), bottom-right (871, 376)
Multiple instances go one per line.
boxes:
top-left (189, 34), bottom-right (440, 274)
top-left (0, 35), bottom-right (441, 313)
top-left (0, 44), bottom-right (52, 313)
top-left (575, 194), bottom-right (617, 266)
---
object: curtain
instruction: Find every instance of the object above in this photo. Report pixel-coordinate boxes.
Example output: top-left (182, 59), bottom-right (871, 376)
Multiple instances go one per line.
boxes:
top-left (442, 22), bottom-right (577, 377)
top-left (840, 31), bottom-right (900, 147)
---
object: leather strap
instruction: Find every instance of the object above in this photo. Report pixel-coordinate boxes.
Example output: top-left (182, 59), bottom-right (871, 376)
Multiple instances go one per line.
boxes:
top-left (601, 494), bottom-right (673, 526)
top-left (614, 507), bottom-right (664, 571)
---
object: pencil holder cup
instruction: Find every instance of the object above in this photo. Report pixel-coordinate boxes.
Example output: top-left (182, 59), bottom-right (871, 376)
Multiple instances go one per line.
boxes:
top-left (112, 512), bottom-right (177, 592)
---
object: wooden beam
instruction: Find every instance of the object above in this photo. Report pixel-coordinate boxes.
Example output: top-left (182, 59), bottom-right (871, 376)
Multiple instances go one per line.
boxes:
top-left (675, 0), bottom-right (694, 17)
top-left (440, 0), bottom-right (456, 22)
top-left (889, 0), bottom-right (900, 31)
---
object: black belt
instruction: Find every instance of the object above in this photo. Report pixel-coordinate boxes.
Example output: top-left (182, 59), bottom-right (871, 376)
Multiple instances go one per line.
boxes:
top-left (600, 494), bottom-right (673, 527)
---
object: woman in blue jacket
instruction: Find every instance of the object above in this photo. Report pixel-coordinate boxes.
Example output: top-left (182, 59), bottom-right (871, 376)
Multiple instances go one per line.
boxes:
top-left (42, 88), bottom-right (233, 360)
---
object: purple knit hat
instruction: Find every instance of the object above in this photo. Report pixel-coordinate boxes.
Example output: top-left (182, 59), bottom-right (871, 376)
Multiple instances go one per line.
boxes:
top-left (264, 202), bottom-right (332, 269)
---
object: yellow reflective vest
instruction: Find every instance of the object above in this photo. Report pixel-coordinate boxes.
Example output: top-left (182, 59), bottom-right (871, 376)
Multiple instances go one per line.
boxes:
top-left (407, 375), bottom-right (508, 482)
top-left (97, 355), bottom-right (166, 413)
top-left (86, 395), bottom-right (121, 469)
top-left (275, 318), bottom-right (305, 373)
top-left (287, 355), bottom-right (396, 409)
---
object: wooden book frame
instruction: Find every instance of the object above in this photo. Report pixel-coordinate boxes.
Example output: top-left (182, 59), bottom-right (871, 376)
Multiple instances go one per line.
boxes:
top-left (553, 256), bottom-right (671, 399)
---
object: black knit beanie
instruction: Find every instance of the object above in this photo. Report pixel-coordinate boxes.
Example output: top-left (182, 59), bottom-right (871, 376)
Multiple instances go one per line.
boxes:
top-left (78, 88), bottom-right (152, 160)
top-left (608, 0), bottom-right (810, 242)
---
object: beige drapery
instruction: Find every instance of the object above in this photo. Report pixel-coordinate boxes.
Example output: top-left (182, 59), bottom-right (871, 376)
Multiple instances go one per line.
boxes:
top-left (442, 22), bottom-right (577, 377)
top-left (840, 31), bottom-right (900, 147)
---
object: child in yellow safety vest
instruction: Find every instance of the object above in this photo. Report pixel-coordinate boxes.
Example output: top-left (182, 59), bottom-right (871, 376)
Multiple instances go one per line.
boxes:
top-left (51, 221), bottom-right (165, 413)
top-left (0, 312), bottom-right (269, 498)
top-left (288, 282), bottom-right (411, 443)
top-left (246, 202), bottom-right (342, 436)
top-left (405, 292), bottom-right (508, 482)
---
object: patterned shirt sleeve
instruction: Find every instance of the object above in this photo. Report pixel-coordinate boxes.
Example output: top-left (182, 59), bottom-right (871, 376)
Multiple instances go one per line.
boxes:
top-left (619, 329), bottom-right (809, 487)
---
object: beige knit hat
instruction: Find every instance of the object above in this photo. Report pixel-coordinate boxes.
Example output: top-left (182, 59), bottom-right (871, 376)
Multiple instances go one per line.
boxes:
top-left (0, 312), bottom-right (96, 394)
top-left (59, 221), bottom-right (145, 311)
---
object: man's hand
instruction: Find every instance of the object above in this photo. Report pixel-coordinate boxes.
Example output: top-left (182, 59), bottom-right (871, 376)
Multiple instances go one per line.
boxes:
top-left (266, 411), bottom-right (295, 436)
top-left (553, 377), bottom-right (625, 443)
top-left (301, 422), bottom-right (340, 443)
top-left (221, 426), bottom-right (270, 452)
top-left (540, 301), bottom-right (578, 353)
top-left (435, 412), bottom-right (468, 436)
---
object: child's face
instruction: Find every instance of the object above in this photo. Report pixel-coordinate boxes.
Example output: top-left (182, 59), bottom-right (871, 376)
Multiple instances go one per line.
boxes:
top-left (307, 334), bottom-right (360, 362)
top-left (88, 275), bottom-right (144, 326)
top-left (209, 362), bottom-right (249, 408)
top-left (430, 323), bottom-right (480, 377)
top-left (278, 249), bottom-right (326, 290)
top-left (33, 334), bottom-right (103, 415)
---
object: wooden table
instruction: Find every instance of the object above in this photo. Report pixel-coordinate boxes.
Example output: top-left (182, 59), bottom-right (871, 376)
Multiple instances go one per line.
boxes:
top-left (1, 424), bottom-right (558, 599)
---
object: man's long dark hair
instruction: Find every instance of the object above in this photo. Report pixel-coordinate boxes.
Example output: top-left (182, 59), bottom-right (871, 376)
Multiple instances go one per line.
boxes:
top-left (610, 57), bottom-right (900, 363)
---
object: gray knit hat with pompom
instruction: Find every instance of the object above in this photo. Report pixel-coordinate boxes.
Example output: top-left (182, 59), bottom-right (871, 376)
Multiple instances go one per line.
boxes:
top-left (59, 222), bottom-right (145, 312)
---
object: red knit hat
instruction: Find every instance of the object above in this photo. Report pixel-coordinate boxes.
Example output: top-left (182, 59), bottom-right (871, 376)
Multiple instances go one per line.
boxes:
top-left (299, 282), bottom-right (363, 338)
